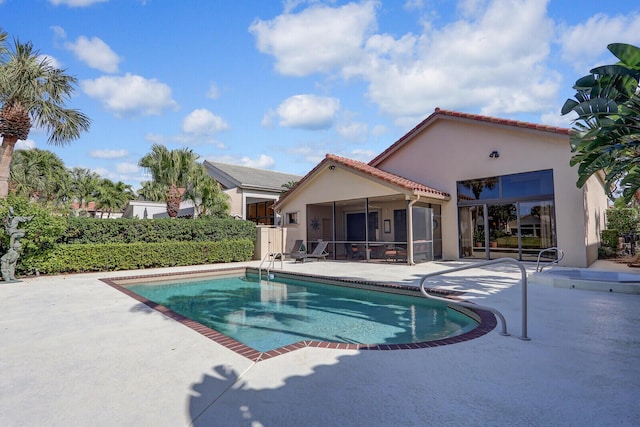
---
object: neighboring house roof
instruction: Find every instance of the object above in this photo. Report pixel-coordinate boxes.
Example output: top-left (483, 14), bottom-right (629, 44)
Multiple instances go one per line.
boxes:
top-left (369, 107), bottom-right (570, 167)
top-left (203, 161), bottom-right (302, 193)
top-left (273, 153), bottom-right (450, 211)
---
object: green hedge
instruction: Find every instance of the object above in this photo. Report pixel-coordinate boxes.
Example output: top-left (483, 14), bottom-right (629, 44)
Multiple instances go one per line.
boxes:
top-left (60, 217), bottom-right (256, 244)
top-left (601, 229), bottom-right (620, 249)
top-left (20, 239), bottom-right (254, 275)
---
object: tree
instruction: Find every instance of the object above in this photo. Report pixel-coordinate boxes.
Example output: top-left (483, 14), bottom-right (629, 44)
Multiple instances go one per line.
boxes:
top-left (9, 148), bottom-right (69, 202)
top-left (137, 180), bottom-right (166, 202)
top-left (561, 43), bottom-right (640, 204)
top-left (138, 144), bottom-right (200, 217)
top-left (281, 180), bottom-right (298, 193)
top-left (69, 167), bottom-right (100, 213)
top-left (95, 179), bottom-right (133, 218)
top-left (0, 35), bottom-right (90, 198)
top-left (183, 164), bottom-right (229, 218)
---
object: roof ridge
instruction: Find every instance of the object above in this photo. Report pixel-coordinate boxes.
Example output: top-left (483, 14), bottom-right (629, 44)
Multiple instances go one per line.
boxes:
top-left (369, 108), bottom-right (569, 166)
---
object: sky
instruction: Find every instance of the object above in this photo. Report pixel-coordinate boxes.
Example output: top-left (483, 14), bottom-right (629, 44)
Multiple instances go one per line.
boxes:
top-left (2, 0), bottom-right (640, 190)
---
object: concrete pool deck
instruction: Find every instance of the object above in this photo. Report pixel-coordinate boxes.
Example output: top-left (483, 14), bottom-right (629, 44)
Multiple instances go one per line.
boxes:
top-left (1, 259), bottom-right (639, 426)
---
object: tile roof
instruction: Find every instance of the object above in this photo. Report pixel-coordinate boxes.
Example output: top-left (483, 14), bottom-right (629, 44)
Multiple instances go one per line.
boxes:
top-left (327, 154), bottom-right (450, 198)
top-left (274, 154), bottom-right (450, 210)
top-left (369, 107), bottom-right (570, 166)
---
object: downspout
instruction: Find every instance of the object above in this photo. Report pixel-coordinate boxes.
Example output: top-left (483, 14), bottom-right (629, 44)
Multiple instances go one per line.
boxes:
top-left (407, 194), bottom-right (421, 265)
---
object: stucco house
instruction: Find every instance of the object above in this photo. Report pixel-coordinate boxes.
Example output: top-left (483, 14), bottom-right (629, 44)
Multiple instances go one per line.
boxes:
top-left (273, 108), bottom-right (609, 268)
top-left (203, 161), bottom-right (302, 225)
top-left (122, 199), bottom-right (195, 219)
top-left (123, 162), bottom-right (300, 221)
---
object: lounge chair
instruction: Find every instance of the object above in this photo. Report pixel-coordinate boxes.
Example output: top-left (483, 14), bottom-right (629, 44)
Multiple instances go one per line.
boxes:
top-left (276, 239), bottom-right (304, 260)
top-left (292, 241), bottom-right (329, 263)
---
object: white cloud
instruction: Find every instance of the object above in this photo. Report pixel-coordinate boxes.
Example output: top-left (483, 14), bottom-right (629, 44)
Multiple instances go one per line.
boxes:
top-left (371, 124), bottom-right (388, 137)
top-left (559, 13), bottom-right (640, 72)
top-left (403, 0), bottom-right (424, 11)
top-left (336, 121), bottom-right (368, 142)
top-left (253, 0), bottom-right (561, 121)
top-left (207, 154), bottom-right (276, 170)
top-left (81, 73), bottom-right (178, 117)
top-left (249, 1), bottom-right (378, 76)
top-left (15, 139), bottom-right (37, 150)
top-left (89, 149), bottom-right (128, 159)
top-left (115, 162), bottom-right (139, 174)
top-left (240, 154), bottom-right (276, 169)
top-left (145, 133), bottom-right (166, 144)
top-left (182, 109), bottom-right (230, 135)
top-left (276, 94), bottom-right (340, 129)
top-left (287, 144), bottom-right (325, 165)
top-left (49, 0), bottom-right (108, 7)
top-left (362, 0), bottom-right (559, 118)
top-left (261, 110), bottom-right (275, 128)
top-left (65, 36), bottom-right (121, 73)
top-left (38, 54), bottom-right (62, 69)
top-left (206, 83), bottom-right (220, 99)
top-left (540, 110), bottom-right (574, 128)
top-left (349, 148), bottom-right (377, 162)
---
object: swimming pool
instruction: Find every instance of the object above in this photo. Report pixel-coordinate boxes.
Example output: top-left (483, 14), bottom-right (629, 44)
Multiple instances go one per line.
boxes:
top-left (103, 268), bottom-right (495, 360)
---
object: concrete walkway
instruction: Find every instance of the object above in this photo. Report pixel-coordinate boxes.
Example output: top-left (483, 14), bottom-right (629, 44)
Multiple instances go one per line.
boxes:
top-left (1, 260), bottom-right (639, 426)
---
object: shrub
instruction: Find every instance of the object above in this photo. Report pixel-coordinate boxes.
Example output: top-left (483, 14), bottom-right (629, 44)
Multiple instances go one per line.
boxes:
top-left (20, 239), bottom-right (254, 275)
top-left (0, 195), bottom-right (67, 265)
top-left (600, 229), bottom-right (620, 249)
top-left (60, 217), bottom-right (256, 244)
top-left (606, 208), bottom-right (639, 236)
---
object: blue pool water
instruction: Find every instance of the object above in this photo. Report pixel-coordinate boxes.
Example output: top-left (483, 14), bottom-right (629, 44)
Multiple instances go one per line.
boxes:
top-left (126, 274), bottom-right (478, 352)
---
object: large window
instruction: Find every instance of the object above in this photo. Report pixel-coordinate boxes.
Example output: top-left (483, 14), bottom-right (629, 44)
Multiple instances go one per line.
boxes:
top-left (457, 169), bottom-right (554, 202)
top-left (247, 200), bottom-right (275, 224)
top-left (457, 170), bottom-right (556, 261)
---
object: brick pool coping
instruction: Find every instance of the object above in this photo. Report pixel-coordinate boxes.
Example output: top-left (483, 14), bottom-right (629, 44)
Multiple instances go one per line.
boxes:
top-left (100, 267), bottom-right (497, 362)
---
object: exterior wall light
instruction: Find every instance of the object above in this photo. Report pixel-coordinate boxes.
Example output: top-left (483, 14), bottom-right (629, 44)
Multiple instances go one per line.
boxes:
top-left (329, 165), bottom-right (336, 170)
top-left (489, 150), bottom-right (500, 158)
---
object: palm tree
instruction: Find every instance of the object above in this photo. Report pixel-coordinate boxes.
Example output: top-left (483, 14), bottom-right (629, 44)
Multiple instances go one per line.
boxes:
top-left (138, 144), bottom-right (199, 217)
top-left (183, 163), bottom-right (229, 218)
top-left (0, 28), bottom-right (7, 57)
top-left (69, 167), bottom-right (100, 214)
top-left (0, 36), bottom-right (90, 197)
top-left (137, 180), bottom-right (166, 202)
top-left (9, 148), bottom-right (68, 202)
top-left (95, 179), bottom-right (134, 218)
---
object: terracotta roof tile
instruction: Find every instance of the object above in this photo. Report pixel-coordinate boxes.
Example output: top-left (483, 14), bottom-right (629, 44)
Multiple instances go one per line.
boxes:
top-left (274, 154), bottom-right (450, 210)
top-left (369, 107), bottom-right (570, 166)
top-left (326, 154), bottom-right (450, 198)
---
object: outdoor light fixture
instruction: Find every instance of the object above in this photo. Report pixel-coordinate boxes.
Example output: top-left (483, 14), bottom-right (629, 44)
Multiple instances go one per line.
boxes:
top-left (489, 150), bottom-right (500, 158)
top-left (329, 165), bottom-right (336, 170)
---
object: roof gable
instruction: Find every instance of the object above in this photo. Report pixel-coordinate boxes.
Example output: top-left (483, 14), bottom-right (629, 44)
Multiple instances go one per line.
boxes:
top-left (369, 108), bottom-right (570, 167)
top-left (273, 153), bottom-right (450, 210)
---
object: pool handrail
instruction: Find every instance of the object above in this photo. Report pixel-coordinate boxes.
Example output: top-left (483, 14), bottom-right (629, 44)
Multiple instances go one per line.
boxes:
top-left (259, 251), bottom-right (283, 281)
top-left (536, 247), bottom-right (564, 272)
top-left (418, 258), bottom-right (530, 341)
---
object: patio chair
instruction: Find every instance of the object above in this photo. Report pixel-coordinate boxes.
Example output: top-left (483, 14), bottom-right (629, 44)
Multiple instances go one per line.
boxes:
top-left (277, 239), bottom-right (304, 259)
top-left (292, 241), bottom-right (329, 263)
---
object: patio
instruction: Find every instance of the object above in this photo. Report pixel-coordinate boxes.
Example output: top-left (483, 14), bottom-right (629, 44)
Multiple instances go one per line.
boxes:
top-left (1, 260), bottom-right (638, 426)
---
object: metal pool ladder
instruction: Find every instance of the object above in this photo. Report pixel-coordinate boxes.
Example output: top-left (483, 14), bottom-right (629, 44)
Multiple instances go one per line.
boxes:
top-left (259, 251), bottom-right (283, 281)
top-left (419, 258), bottom-right (530, 341)
top-left (535, 247), bottom-right (564, 272)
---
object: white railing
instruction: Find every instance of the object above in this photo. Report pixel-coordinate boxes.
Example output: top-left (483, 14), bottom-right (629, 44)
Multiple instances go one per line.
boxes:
top-left (418, 258), bottom-right (530, 341)
top-left (536, 247), bottom-right (564, 272)
top-left (258, 252), bottom-right (283, 281)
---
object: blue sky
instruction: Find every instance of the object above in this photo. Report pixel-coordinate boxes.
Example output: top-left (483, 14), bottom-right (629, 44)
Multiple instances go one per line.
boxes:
top-left (2, 0), bottom-right (639, 190)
